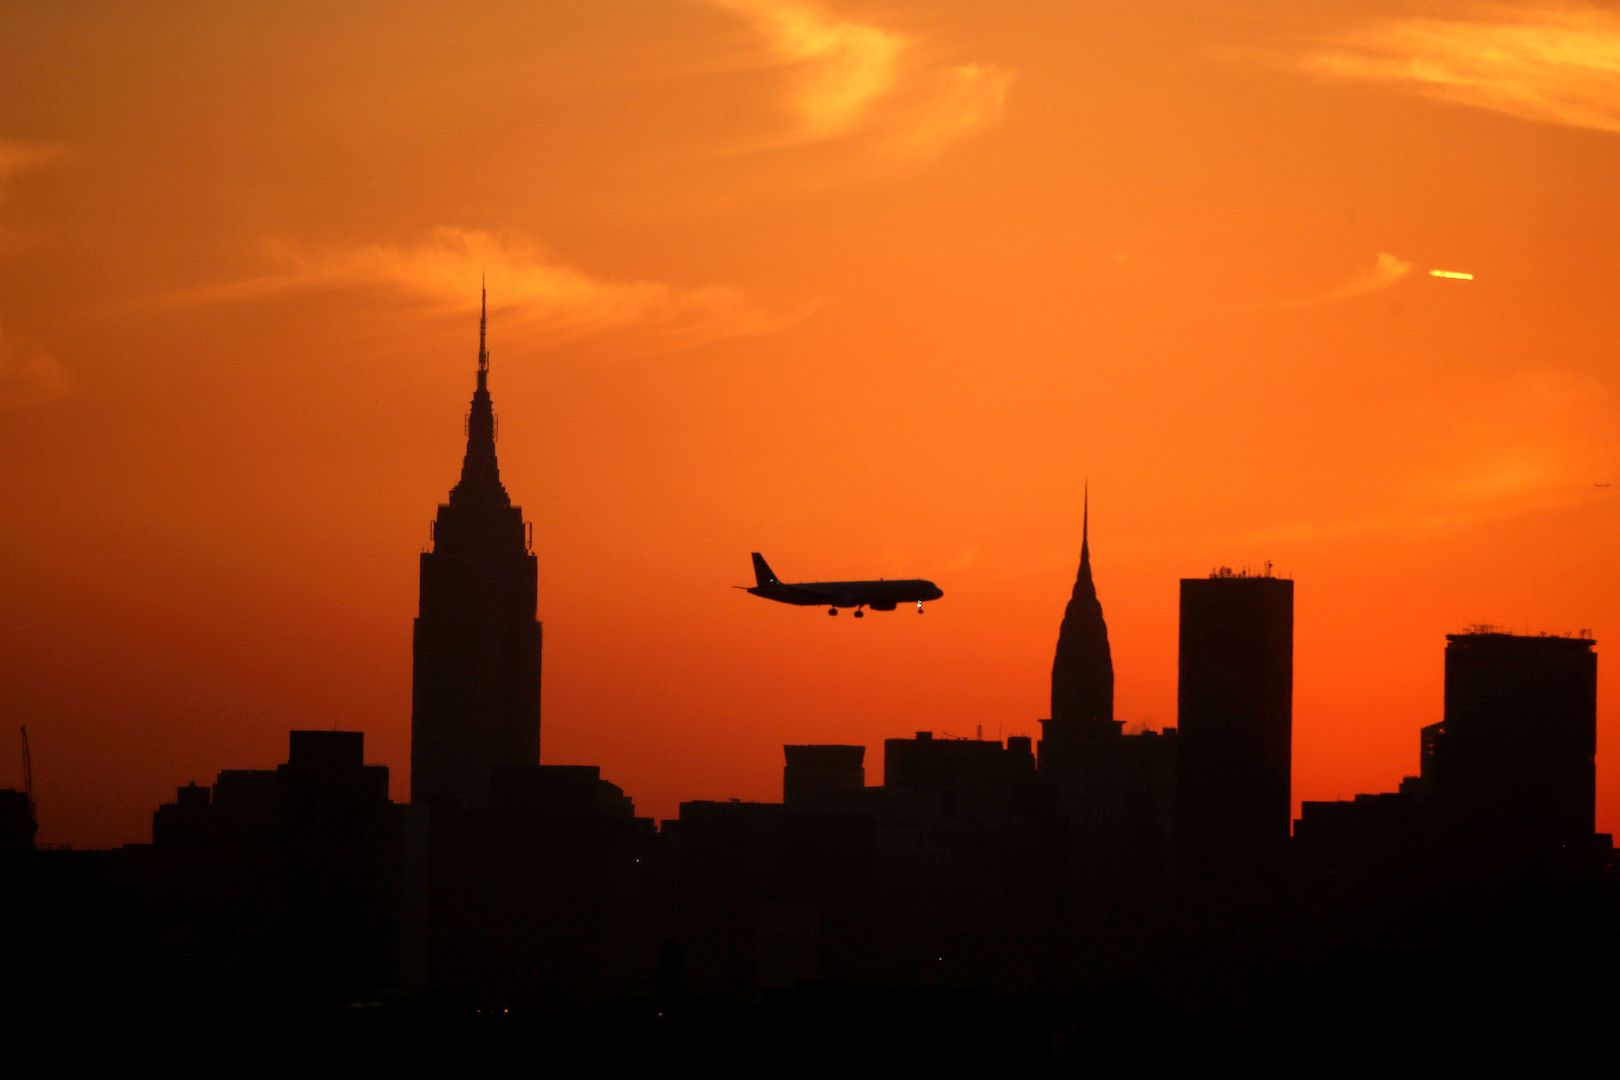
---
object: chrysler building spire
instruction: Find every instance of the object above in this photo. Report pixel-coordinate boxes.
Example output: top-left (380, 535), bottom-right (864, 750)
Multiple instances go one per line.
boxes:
top-left (1051, 483), bottom-right (1114, 726)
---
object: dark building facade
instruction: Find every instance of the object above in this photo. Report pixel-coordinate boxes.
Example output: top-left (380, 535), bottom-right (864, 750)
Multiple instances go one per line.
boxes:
top-left (783, 744), bottom-right (865, 807)
top-left (146, 730), bottom-right (403, 1007)
top-left (1036, 498), bottom-right (1175, 920)
top-left (665, 734), bottom-right (1055, 1005)
top-left (1294, 791), bottom-right (1426, 886)
top-left (1175, 570), bottom-right (1293, 900)
top-left (411, 763), bottom-right (663, 1007)
top-left (1039, 489), bottom-right (1124, 798)
top-left (0, 788), bottom-right (35, 849)
top-left (885, 731), bottom-right (1034, 824)
top-left (411, 290), bottom-right (542, 809)
top-left (1430, 630), bottom-right (1598, 865)
top-left (1047, 488), bottom-right (1114, 732)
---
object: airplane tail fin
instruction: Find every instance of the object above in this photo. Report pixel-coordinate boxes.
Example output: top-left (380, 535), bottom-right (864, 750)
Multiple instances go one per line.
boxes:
top-left (750, 552), bottom-right (778, 587)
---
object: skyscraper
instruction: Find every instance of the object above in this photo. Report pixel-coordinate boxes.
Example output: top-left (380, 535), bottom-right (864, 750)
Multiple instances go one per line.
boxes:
top-left (1038, 487), bottom-right (1121, 788)
top-left (783, 745), bottom-right (866, 807)
top-left (1037, 495), bottom-right (1179, 914)
top-left (1174, 569), bottom-right (1293, 900)
top-left (410, 288), bottom-right (542, 809)
top-left (1429, 630), bottom-right (1597, 864)
top-left (1049, 486), bottom-right (1114, 730)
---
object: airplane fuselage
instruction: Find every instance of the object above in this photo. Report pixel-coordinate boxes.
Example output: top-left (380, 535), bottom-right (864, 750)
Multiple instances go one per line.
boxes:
top-left (742, 553), bottom-right (944, 614)
top-left (748, 578), bottom-right (943, 610)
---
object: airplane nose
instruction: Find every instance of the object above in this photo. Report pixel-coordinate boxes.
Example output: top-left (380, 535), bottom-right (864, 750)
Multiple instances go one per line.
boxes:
top-left (931, 585), bottom-right (944, 600)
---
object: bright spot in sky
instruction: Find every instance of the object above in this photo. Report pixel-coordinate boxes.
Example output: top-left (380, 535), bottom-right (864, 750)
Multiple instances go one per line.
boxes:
top-left (1428, 269), bottom-right (1475, 280)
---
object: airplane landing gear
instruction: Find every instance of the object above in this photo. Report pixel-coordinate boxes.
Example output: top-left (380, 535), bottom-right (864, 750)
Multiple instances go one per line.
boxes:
top-left (854, 609), bottom-right (865, 619)
top-left (828, 607), bottom-right (838, 616)
top-left (917, 601), bottom-right (926, 614)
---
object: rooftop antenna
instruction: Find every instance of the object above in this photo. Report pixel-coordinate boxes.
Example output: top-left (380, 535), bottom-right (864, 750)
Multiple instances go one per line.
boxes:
top-left (20, 725), bottom-right (35, 823)
top-left (478, 275), bottom-right (489, 375)
top-left (1082, 478), bottom-right (1089, 554)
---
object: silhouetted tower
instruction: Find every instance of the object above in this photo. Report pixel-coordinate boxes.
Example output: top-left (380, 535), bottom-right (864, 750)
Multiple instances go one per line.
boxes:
top-left (411, 286), bottom-right (541, 810)
top-left (1174, 570), bottom-right (1293, 902)
top-left (1430, 630), bottom-right (1597, 865)
top-left (1039, 487), bottom-right (1122, 779)
top-left (783, 745), bottom-right (866, 807)
top-left (1050, 486), bottom-right (1114, 728)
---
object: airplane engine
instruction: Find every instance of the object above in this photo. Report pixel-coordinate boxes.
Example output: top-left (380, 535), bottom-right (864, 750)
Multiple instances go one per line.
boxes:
top-left (869, 601), bottom-right (897, 612)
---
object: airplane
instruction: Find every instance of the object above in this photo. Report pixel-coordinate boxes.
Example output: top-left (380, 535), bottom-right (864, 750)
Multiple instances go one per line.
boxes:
top-left (740, 552), bottom-right (943, 617)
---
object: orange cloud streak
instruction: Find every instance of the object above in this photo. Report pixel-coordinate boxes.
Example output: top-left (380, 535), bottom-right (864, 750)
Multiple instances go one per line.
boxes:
top-left (0, 140), bottom-right (70, 404)
top-left (1269, 252), bottom-right (1414, 308)
top-left (1305, 6), bottom-right (1620, 135)
top-left (151, 227), bottom-right (791, 348)
top-left (0, 320), bottom-right (66, 408)
top-left (712, 0), bottom-right (1012, 155)
top-left (0, 138), bottom-right (67, 195)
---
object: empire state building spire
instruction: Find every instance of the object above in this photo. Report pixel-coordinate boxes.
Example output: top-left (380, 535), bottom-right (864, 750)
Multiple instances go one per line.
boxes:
top-left (449, 281), bottom-right (510, 507)
top-left (1051, 483), bottom-right (1114, 726)
top-left (412, 285), bottom-right (541, 810)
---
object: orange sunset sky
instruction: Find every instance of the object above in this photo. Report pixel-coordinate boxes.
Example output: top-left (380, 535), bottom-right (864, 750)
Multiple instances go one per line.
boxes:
top-left (1, 1), bottom-right (1616, 848)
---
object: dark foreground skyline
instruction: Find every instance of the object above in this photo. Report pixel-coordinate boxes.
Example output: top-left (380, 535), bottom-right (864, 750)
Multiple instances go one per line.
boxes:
top-left (3, 308), bottom-right (1611, 1058)
top-left (6, 1), bottom-right (1619, 858)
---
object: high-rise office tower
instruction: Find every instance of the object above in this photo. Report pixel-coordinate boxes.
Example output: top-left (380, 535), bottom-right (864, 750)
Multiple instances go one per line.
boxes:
top-left (1430, 630), bottom-right (1597, 862)
top-left (1049, 486), bottom-right (1115, 730)
top-left (411, 288), bottom-right (542, 809)
top-left (1175, 570), bottom-right (1293, 899)
top-left (1039, 495), bottom-right (1174, 911)
top-left (1039, 488), bottom-right (1121, 790)
top-left (783, 745), bottom-right (866, 807)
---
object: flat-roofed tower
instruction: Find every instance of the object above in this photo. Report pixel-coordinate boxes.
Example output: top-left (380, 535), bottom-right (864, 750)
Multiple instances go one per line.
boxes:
top-left (1432, 630), bottom-right (1597, 863)
top-left (1175, 569), bottom-right (1293, 900)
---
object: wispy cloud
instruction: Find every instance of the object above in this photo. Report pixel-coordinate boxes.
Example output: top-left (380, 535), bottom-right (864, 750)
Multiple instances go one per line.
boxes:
top-left (0, 141), bottom-right (71, 405)
top-left (714, 0), bottom-right (904, 140)
top-left (1276, 252), bottom-right (1415, 307)
top-left (0, 139), bottom-right (68, 256)
top-left (712, 0), bottom-right (1013, 156)
top-left (901, 61), bottom-right (1016, 157)
top-left (1303, 6), bottom-right (1620, 136)
top-left (1243, 455), bottom-right (1574, 545)
top-left (1271, 252), bottom-right (1484, 308)
top-left (0, 139), bottom-right (67, 194)
top-left (1244, 370), bottom-right (1611, 544)
top-left (150, 227), bottom-right (793, 347)
top-left (0, 320), bottom-right (67, 409)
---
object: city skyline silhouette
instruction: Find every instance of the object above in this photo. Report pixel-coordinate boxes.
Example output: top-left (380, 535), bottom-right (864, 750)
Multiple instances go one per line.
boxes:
top-left (8, 6), bottom-right (1620, 1056)
top-left (1, 275), bottom-right (1615, 849)
top-left (4, 290), bottom-right (1615, 1057)
top-left (3, 5), bottom-right (1617, 853)
top-left (6, 291), bottom-right (1600, 848)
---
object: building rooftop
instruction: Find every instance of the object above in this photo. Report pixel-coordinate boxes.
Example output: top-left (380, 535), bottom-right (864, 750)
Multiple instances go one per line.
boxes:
top-left (1202, 563), bottom-right (1289, 581)
top-left (1447, 627), bottom-right (1595, 649)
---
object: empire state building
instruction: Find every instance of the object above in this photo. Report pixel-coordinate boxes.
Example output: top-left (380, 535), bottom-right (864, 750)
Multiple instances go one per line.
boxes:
top-left (410, 288), bottom-right (542, 809)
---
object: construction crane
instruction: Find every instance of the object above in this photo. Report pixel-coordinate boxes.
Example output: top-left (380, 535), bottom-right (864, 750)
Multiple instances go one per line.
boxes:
top-left (20, 725), bottom-right (35, 824)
